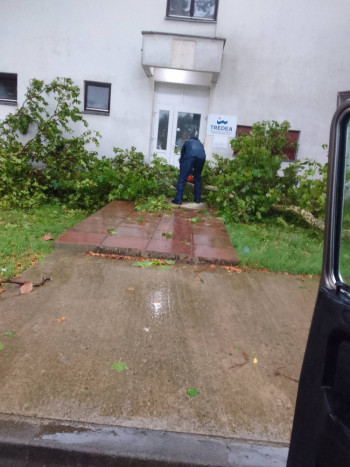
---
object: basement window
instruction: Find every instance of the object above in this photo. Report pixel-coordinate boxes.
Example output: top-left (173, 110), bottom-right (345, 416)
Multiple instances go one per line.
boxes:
top-left (0, 73), bottom-right (17, 105)
top-left (236, 125), bottom-right (300, 161)
top-left (84, 81), bottom-right (111, 115)
top-left (166, 0), bottom-right (218, 21)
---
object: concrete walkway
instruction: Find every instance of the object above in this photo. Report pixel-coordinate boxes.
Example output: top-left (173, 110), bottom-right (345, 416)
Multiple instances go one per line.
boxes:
top-left (0, 242), bottom-right (319, 464)
top-left (55, 201), bottom-right (239, 265)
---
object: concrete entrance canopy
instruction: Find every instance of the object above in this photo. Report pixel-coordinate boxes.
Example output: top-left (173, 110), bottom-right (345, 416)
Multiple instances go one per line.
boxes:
top-left (141, 31), bottom-right (226, 84)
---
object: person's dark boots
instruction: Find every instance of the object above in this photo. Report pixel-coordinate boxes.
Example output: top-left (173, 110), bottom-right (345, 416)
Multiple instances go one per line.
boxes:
top-left (172, 199), bottom-right (182, 205)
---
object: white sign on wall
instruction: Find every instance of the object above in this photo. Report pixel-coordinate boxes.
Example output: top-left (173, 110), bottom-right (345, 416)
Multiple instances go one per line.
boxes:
top-left (207, 114), bottom-right (238, 137)
top-left (213, 134), bottom-right (228, 149)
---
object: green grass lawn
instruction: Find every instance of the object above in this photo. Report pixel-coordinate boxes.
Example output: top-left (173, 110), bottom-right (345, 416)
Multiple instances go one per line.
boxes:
top-left (0, 203), bottom-right (325, 280)
top-left (226, 218), bottom-right (324, 276)
top-left (0, 204), bottom-right (88, 280)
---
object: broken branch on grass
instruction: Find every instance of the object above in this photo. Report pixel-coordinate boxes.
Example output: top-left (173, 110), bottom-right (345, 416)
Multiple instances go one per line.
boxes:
top-left (203, 184), bottom-right (327, 234)
top-left (271, 204), bottom-right (325, 232)
top-left (0, 277), bottom-right (51, 287)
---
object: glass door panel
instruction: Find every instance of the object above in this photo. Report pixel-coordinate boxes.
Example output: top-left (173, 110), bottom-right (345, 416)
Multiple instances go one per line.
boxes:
top-left (152, 105), bottom-right (173, 164)
top-left (174, 112), bottom-right (201, 153)
top-left (157, 110), bottom-right (170, 150)
top-left (171, 108), bottom-right (204, 166)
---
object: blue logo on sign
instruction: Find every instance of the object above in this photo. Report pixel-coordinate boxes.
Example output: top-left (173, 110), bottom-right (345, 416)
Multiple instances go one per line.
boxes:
top-left (217, 119), bottom-right (228, 125)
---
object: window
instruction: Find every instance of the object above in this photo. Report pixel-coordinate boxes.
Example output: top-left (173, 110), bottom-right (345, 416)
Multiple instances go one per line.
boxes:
top-left (0, 73), bottom-right (17, 105)
top-left (84, 81), bottom-right (111, 114)
top-left (339, 114), bottom-right (350, 283)
top-left (166, 0), bottom-right (218, 21)
top-left (236, 125), bottom-right (300, 161)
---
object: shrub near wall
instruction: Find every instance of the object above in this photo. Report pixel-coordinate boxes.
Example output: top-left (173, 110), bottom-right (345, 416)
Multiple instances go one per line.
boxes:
top-left (65, 149), bottom-right (179, 210)
top-left (0, 77), bottom-right (100, 208)
top-left (0, 77), bottom-right (181, 210)
top-left (203, 121), bottom-right (327, 224)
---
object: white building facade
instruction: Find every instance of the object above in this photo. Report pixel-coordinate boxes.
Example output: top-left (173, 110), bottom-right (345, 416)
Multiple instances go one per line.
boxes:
top-left (1, 0), bottom-right (350, 166)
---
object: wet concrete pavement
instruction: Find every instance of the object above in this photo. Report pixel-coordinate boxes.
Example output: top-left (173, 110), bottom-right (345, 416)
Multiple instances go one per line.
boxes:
top-left (0, 244), bottom-right (319, 465)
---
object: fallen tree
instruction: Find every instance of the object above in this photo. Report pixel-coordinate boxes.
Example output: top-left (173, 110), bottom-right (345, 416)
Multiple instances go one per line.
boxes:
top-left (203, 184), bottom-right (325, 232)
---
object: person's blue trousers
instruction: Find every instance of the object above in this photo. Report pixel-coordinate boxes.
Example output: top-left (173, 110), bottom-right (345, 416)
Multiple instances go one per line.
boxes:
top-left (174, 155), bottom-right (205, 204)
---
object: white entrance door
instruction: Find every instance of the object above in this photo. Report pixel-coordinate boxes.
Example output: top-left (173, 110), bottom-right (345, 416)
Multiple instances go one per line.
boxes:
top-left (151, 85), bottom-right (209, 167)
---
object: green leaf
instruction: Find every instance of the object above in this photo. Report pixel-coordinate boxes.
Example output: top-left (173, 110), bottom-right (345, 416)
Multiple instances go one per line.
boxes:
top-left (3, 331), bottom-right (15, 337)
top-left (111, 361), bottom-right (128, 373)
top-left (137, 217), bottom-right (144, 222)
top-left (133, 260), bottom-right (154, 268)
top-left (186, 388), bottom-right (200, 398)
top-left (158, 265), bottom-right (170, 270)
top-left (107, 228), bottom-right (117, 235)
top-left (0, 345), bottom-right (3, 350)
top-left (187, 217), bottom-right (200, 223)
top-left (162, 232), bottom-right (173, 238)
top-left (164, 260), bottom-right (175, 265)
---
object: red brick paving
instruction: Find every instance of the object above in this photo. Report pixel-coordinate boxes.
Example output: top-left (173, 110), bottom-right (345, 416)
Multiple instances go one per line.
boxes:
top-left (55, 201), bottom-right (239, 265)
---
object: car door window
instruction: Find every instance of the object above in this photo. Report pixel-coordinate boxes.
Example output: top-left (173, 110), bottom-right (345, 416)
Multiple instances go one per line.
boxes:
top-left (339, 118), bottom-right (350, 283)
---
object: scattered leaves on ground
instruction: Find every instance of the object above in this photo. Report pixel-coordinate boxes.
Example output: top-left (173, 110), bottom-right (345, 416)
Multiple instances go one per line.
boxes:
top-left (128, 286), bottom-right (135, 291)
top-left (133, 260), bottom-right (154, 268)
top-left (137, 217), bottom-right (144, 222)
top-left (0, 288), bottom-right (6, 294)
top-left (57, 317), bottom-right (66, 323)
top-left (3, 331), bottom-right (15, 337)
top-left (224, 266), bottom-right (243, 274)
top-left (187, 217), bottom-right (200, 223)
top-left (111, 360), bottom-right (128, 373)
top-left (0, 345), bottom-right (3, 350)
top-left (133, 259), bottom-right (175, 269)
top-left (162, 232), bottom-right (173, 238)
top-left (253, 358), bottom-right (258, 364)
top-left (107, 229), bottom-right (117, 235)
top-left (41, 233), bottom-right (54, 241)
top-left (20, 281), bottom-right (33, 294)
top-left (87, 251), bottom-right (133, 260)
top-left (186, 388), bottom-right (200, 398)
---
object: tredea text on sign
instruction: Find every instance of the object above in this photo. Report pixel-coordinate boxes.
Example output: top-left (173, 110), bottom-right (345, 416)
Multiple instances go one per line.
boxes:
top-left (207, 114), bottom-right (237, 136)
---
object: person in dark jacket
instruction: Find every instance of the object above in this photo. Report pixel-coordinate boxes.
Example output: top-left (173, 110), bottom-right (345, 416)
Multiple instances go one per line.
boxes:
top-left (172, 136), bottom-right (206, 205)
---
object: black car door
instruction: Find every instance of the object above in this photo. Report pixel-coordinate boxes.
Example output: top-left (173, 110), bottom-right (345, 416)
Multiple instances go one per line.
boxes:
top-left (288, 95), bottom-right (350, 467)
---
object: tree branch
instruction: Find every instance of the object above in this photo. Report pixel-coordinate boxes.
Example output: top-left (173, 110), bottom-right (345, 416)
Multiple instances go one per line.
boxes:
top-left (271, 204), bottom-right (325, 231)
